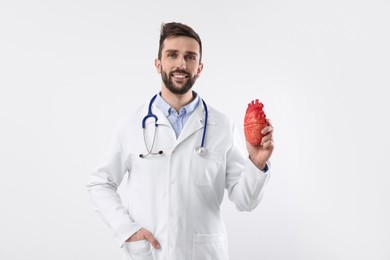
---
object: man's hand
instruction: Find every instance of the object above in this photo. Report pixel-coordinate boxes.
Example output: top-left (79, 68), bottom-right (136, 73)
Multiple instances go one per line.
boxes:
top-left (246, 119), bottom-right (274, 171)
top-left (126, 228), bottom-right (161, 249)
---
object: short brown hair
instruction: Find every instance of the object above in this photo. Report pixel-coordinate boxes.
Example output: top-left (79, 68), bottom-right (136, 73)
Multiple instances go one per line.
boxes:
top-left (158, 22), bottom-right (202, 63)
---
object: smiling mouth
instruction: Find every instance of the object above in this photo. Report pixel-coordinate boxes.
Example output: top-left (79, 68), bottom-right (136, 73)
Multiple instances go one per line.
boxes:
top-left (171, 73), bottom-right (189, 80)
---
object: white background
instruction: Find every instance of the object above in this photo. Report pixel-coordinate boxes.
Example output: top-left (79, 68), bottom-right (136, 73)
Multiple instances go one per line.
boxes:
top-left (1, 0), bottom-right (389, 259)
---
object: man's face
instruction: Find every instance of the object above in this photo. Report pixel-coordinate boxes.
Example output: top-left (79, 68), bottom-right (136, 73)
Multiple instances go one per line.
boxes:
top-left (155, 36), bottom-right (203, 95)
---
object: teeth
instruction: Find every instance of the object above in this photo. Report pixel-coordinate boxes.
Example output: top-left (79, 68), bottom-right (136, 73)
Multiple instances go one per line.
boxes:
top-left (173, 74), bottom-right (186, 78)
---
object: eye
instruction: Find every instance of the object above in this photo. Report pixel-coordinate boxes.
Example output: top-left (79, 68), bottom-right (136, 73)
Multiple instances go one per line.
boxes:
top-left (167, 53), bottom-right (177, 58)
top-left (186, 55), bottom-right (196, 61)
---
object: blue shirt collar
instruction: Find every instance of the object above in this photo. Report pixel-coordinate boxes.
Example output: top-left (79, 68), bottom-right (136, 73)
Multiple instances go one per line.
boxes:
top-left (155, 91), bottom-right (200, 117)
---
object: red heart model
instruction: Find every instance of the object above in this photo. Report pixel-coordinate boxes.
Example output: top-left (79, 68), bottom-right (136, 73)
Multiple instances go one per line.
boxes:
top-left (244, 99), bottom-right (268, 146)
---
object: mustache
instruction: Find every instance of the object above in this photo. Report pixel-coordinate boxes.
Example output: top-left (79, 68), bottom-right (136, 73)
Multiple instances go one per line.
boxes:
top-left (170, 69), bottom-right (190, 76)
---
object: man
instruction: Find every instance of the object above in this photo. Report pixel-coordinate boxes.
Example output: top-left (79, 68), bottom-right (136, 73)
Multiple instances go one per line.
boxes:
top-left (87, 22), bottom-right (274, 260)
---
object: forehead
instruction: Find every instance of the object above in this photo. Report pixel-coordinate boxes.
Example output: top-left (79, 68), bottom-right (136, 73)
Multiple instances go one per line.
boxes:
top-left (162, 36), bottom-right (200, 54)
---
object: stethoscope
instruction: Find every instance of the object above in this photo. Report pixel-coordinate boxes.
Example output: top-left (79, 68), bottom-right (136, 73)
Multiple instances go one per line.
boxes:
top-left (139, 94), bottom-right (208, 158)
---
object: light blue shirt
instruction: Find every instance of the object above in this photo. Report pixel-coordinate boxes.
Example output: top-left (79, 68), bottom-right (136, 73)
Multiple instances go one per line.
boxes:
top-left (155, 92), bottom-right (200, 138)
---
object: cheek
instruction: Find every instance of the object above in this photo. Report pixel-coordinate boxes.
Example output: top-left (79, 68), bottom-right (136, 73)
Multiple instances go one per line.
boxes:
top-left (188, 64), bottom-right (199, 74)
top-left (161, 61), bottom-right (174, 71)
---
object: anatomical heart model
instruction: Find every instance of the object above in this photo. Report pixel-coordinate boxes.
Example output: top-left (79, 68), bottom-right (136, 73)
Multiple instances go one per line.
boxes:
top-left (244, 99), bottom-right (269, 146)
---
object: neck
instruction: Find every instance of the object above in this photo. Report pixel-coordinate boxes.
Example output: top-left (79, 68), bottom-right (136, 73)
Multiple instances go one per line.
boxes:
top-left (161, 87), bottom-right (194, 112)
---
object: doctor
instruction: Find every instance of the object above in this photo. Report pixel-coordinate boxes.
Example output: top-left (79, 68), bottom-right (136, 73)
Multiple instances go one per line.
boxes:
top-left (87, 22), bottom-right (274, 260)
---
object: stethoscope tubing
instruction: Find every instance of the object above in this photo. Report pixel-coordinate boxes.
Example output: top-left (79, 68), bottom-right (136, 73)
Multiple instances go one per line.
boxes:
top-left (142, 94), bottom-right (159, 129)
top-left (140, 94), bottom-right (208, 158)
top-left (200, 99), bottom-right (208, 148)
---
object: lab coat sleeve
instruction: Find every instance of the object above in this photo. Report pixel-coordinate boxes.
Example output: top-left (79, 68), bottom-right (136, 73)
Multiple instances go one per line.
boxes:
top-left (86, 123), bottom-right (142, 247)
top-left (225, 124), bottom-right (270, 211)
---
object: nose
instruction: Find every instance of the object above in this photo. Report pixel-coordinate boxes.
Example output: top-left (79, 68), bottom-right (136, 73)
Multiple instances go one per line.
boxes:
top-left (176, 55), bottom-right (187, 70)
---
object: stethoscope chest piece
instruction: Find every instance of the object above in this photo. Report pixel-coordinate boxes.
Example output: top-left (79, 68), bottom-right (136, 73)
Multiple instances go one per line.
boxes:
top-left (195, 146), bottom-right (207, 155)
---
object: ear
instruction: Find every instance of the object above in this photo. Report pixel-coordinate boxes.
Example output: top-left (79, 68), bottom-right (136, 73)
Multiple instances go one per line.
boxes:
top-left (196, 63), bottom-right (204, 77)
top-left (154, 59), bottom-right (161, 74)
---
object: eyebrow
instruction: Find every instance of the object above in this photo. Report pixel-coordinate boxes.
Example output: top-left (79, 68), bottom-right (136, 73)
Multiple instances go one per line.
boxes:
top-left (165, 49), bottom-right (199, 57)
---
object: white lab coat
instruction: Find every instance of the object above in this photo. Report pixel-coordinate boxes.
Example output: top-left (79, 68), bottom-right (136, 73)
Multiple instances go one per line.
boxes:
top-left (87, 100), bottom-right (270, 260)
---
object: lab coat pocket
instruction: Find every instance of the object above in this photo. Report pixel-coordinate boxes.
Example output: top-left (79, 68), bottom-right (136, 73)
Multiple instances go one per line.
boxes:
top-left (192, 150), bottom-right (222, 186)
top-left (125, 240), bottom-right (154, 260)
top-left (192, 233), bottom-right (228, 260)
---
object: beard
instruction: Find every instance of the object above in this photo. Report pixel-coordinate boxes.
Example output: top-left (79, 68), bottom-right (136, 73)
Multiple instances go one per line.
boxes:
top-left (161, 68), bottom-right (198, 95)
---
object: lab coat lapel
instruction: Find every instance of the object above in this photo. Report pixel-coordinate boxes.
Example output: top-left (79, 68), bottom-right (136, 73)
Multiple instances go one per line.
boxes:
top-left (152, 103), bottom-right (171, 127)
top-left (176, 101), bottom-right (215, 146)
top-left (141, 103), bottom-right (171, 128)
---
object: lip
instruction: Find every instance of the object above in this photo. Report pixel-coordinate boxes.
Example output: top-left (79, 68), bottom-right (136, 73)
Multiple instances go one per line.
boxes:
top-left (171, 73), bottom-right (189, 82)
